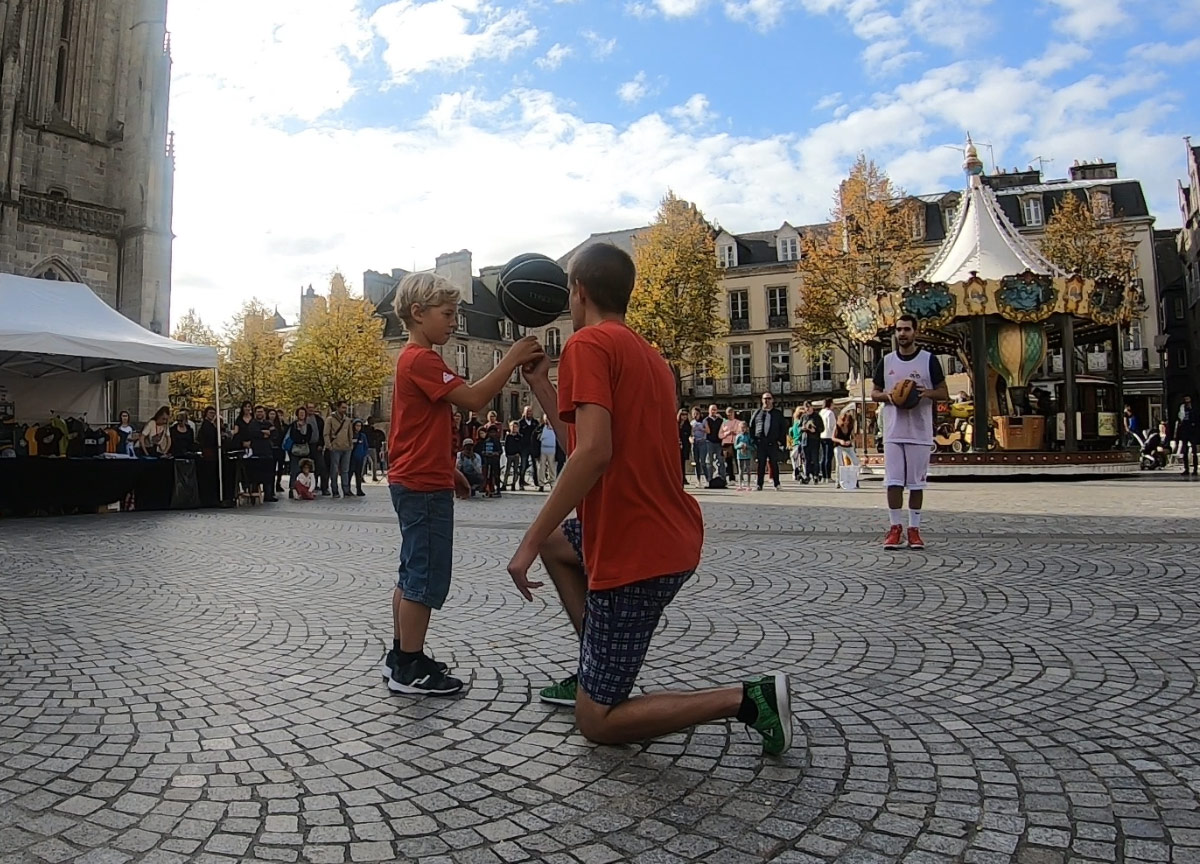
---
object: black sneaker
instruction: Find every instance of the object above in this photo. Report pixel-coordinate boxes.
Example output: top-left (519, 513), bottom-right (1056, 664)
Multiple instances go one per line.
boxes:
top-left (381, 648), bottom-right (448, 681)
top-left (387, 655), bottom-right (464, 696)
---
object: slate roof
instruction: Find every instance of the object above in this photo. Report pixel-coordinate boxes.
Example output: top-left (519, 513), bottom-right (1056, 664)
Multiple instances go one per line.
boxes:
top-left (556, 227), bottom-right (642, 267)
top-left (373, 274), bottom-right (511, 342)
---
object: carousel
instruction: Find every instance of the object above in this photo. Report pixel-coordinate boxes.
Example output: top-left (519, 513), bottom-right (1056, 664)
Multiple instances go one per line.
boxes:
top-left (842, 138), bottom-right (1142, 478)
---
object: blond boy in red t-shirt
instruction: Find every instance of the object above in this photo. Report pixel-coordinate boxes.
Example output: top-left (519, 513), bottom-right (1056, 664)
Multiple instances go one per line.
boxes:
top-left (508, 244), bottom-right (792, 754)
top-left (383, 272), bottom-right (542, 696)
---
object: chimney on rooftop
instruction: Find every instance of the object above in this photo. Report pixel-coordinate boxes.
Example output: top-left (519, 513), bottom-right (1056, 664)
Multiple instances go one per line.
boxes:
top-left (1069, 159), bottom-right (1118, 181)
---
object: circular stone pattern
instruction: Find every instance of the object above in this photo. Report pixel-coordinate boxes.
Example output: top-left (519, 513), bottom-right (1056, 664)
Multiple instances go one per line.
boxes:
top-left (1, 478), bottom-right (1199, 863)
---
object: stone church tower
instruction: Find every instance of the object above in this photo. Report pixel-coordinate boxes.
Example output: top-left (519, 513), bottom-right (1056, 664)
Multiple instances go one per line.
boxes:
top-left (0, 0), bottom-right (174, 419)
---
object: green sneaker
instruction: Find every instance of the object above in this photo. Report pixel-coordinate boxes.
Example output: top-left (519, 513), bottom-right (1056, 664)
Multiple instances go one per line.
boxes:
top-left (745, 672), bottom-right (793, 756)
top-left (538, 674), bottom-right (578, 707)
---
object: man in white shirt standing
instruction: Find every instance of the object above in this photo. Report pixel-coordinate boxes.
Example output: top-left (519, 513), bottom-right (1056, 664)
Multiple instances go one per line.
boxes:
top-left (870, 315), bottom-right (948, 550)
top-left (819, 398), bottom-right (837, 482)
top-left (537, 415), bottom-right (558, 492)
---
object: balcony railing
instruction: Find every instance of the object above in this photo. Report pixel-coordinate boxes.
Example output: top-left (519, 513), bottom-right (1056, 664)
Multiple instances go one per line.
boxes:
top-left (729, 317), bottom-right (750, 332)
top-left (19, 188), bottom-right (123, 237)
top-left (767, 314), bottom-right (789, 329)
top-left (685, 375), bottom-right (849, 400)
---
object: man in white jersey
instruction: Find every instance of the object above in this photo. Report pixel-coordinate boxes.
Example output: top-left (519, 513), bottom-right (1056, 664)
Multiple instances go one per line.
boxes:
top-left (870, 314), bottom-right (949, 550)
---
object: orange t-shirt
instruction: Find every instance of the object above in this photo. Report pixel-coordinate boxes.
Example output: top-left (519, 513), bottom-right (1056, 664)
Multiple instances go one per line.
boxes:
top-left (387, 346), bottom-right (464, 491)
top-left (558, 320), bottom-right (704, 590)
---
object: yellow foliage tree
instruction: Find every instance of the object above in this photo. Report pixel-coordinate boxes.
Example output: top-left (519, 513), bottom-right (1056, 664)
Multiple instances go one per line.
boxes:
top-left (220, 301), bottom-right (286, 409)
top-left (794, 155), bottom-right (925, 364)
top-left (278, 274), bottom-right (391, 411)
top-left (1039, 190), bottom-right (1132, 282)
top-left (168, 309), bottom-right (219, 414)
top-left (627, 191), bottom-right (726, 399)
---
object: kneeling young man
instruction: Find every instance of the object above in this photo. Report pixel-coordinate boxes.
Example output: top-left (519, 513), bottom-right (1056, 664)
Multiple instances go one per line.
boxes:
top-left (870, 313), bottom-right (948, 550)
top-left (507, 244), bottom-right (792, 755)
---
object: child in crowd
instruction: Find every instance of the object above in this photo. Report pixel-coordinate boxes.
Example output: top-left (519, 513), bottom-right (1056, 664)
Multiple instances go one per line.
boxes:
top-left (502, 420), bottom-right (523, 490)
top-left (383, 272), bottom-right (542, 696)
top-left (456, 440), bottom-right (484, 497)
top-left (735, 421), bottom-right (754, 491)
top-left (293, 459), bottom-right (317, 500)
top-left (480, 424), bottom-right (504, 497)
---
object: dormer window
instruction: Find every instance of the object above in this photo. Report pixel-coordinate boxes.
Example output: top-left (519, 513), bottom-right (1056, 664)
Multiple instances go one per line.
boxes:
top-left (1022, 197), bottom-right (1043, 227)
top-left (718, 244), bottom-right (737, 268)
top-left (777, 236), bottom-right (798, 262)
top-left (456, 312), bottom-right (466, 332)
top-left (943, 204), bottom-right (958, 231)
top-left (909, 210), bottom-right (924, 241)
top-left (1090, 189), bottom-right (1112, 219)
top-left (501, 319), bottom-right (513, 341)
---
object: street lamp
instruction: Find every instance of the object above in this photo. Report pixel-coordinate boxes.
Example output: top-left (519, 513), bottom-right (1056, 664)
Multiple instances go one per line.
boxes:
top-left (1154, 333), bottom-right (1170, 425)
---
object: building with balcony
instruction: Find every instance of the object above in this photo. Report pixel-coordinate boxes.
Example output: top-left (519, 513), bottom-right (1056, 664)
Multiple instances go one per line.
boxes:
top-left (529, 156), bottom-right (1164, 416)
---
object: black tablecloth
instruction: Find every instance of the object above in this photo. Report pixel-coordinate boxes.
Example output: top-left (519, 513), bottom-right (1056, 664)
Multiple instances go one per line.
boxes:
top-left (0, 457), bottom-right (235, 516)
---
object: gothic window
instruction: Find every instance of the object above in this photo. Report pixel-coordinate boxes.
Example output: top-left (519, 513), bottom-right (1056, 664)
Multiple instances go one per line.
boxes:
top-left (54, 0), bottom-right (72, 113)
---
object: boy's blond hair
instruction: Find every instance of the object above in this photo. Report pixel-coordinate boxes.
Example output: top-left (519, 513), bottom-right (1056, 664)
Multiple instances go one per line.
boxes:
top-left (393, 272), bottom-right (461, 325)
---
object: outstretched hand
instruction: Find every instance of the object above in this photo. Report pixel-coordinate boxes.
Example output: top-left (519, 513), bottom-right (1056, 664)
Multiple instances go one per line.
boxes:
top-left (521, 353), bottom-right (552, 384)
top-left (507, 542), bottom-right (544, 601)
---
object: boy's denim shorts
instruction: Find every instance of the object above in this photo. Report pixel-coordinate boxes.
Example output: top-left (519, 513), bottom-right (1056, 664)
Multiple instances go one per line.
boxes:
top-left (389, 484), bottom-right (454, 610)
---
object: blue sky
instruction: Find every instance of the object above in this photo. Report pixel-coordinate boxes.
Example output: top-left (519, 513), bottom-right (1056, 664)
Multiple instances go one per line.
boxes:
top-left (165, 0), bottom-right (1200, 329)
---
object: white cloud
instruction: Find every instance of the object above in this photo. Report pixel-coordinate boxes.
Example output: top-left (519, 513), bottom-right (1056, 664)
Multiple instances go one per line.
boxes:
top-left (724, 0), bottom-right (787, 30)
top-left (370, 0), bottom-right (538, 84)
top-left (655, 0), bottom-right (708, 16)
top-left (669, 94), bottom-right (717, 127)
top-left (165, 2), bottom-right (1191, 332)
top-left (582, 30), bottom-right (618, 58)
top-left (1044, 0), bottom-right (1128, 41)
top-left (617, 72), bottom-right (650, 104)
top-left (814, 92), bottom-right (843, 111)
top-left (535, 43), bottom-right (573, 70)
top-left (1128, 38), bottom-right (1200, 65)
top-left (168, 0), bottom-right (371, 123)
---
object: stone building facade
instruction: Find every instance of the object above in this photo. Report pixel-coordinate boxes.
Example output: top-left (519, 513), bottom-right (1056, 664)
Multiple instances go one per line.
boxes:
top-left (0, 0), bottom-right (174, 420)
top-left (1173, 140), bottom-right (1200, 407)
top-left (551, 158), bottom-right (1163, 417)
top-left (367, 250), bottom-right (534, 430)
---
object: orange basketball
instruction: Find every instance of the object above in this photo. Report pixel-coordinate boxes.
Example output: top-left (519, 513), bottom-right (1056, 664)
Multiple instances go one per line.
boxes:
top-left (890, 379), bottom-right (920, 409)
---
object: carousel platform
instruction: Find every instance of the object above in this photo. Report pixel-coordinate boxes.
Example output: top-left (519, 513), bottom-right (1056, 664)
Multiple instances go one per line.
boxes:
top-left (860, 449), bottom-right (1139, 480)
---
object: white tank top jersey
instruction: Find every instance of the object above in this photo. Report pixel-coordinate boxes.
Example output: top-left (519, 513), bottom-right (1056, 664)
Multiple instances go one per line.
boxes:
top-left (880, 349), bottom-right (935, 445)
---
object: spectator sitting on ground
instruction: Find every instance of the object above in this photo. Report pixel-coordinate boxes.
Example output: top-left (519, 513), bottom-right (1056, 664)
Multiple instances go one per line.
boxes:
top-left (293, 458), bottom-right (317, 500)
top-left (456, 439), bottom-right (484, 496)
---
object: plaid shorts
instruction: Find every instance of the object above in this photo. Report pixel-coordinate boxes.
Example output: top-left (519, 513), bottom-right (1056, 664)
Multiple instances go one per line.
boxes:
top-left (562, 519), bottom-right (693, 706)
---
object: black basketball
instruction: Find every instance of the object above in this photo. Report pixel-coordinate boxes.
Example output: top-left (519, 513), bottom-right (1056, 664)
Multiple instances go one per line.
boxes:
top-left (497, 253), bottom-right (569, 328)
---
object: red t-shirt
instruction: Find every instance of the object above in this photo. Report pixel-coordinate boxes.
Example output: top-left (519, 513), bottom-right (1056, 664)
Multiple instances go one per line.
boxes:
top-left (387, 346), bottom-right (464, 491)
top-left (558, 320), bottom-right (704, 591)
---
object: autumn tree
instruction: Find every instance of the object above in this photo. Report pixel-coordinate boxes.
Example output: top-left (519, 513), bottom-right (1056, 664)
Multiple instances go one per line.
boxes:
top-left (794, 155), bottom-right (925, 365)
top-left (278, 274), bottom-right (391, 411)
top-left (220, 301), bottom-right (286, 408)
top-left (168, 309), bottom-right (220, 414)
top-left (1039, 191), bottom-right (1132, 281)
top-left (627, 191), bottom-right (726, 398)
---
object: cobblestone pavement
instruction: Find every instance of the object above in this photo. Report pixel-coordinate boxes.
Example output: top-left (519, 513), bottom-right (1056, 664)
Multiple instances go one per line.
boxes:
top-left (2, 476), bottom-right (1200, 864)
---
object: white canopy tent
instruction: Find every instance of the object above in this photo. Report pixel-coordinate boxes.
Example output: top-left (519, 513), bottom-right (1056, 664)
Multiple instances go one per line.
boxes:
top-left (0, 274), bottom-right (224, 492)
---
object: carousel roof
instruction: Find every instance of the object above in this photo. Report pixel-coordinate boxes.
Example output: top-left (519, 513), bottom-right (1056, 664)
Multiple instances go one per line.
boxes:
top-left (919, 140), bottom-right (1064, 285)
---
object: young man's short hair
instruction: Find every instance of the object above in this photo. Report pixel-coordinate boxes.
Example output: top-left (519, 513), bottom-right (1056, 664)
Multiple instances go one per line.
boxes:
top-left (568, 243), bottom-right (636, 314)
top-left (393, 272), bottom-right (461, 325)
top-left (897, 313), bottom-right (919, 329)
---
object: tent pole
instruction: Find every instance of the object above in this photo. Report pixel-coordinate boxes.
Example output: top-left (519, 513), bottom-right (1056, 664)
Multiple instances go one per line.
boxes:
top-left (214, 365), bottom-right (223, 504)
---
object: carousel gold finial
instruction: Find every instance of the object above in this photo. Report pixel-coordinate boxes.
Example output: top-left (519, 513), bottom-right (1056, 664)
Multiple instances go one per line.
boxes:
top-left (963, 133), bottom-right (984, 176)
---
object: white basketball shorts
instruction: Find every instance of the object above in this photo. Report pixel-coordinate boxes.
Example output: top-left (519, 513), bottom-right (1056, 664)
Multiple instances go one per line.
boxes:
top-left (883, 442), bottom-right (931, 491)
